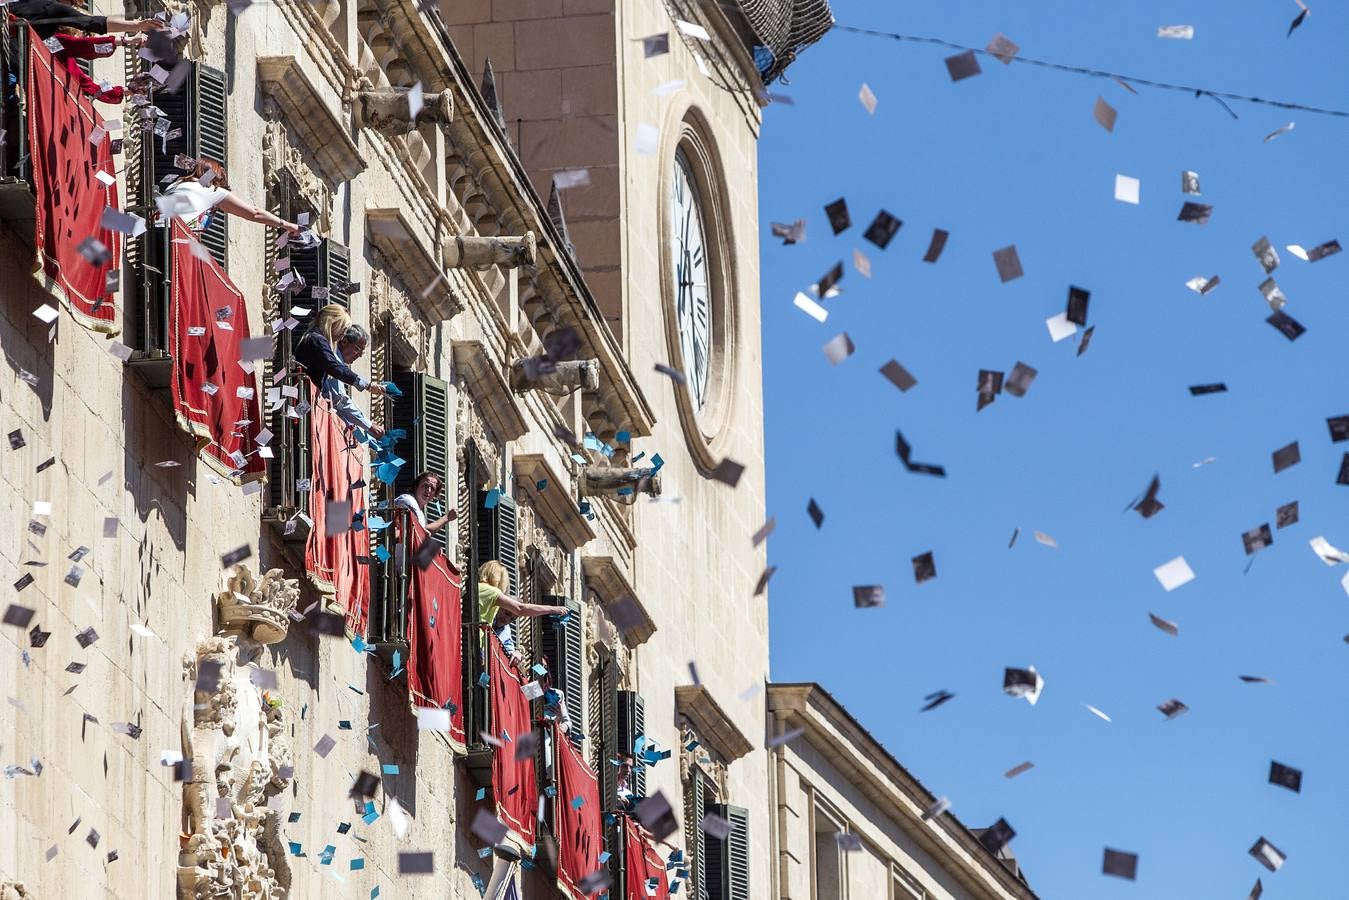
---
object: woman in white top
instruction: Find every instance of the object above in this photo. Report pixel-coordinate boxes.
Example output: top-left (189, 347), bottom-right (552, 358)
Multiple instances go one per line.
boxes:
top-left (393, 472), bottom-right (452, 536)
top-left (161, 157), bottom-right (300, 235)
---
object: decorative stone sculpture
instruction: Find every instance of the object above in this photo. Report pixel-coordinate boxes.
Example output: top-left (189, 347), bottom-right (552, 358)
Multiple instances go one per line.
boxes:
top-left (354, 87), bottom-right (454, 139)
top-left (443, 232), bottom-right (536, 270)
top-left (580, 466), bottom-right (662, 501)
top-left (178, 637), bottom-right (293, 900)
top-left (216, 566), bottom-right (299, 645)
top-left (508, 357), bottom-right (598, 396)
top-left (0, 879), bottom-right (31, 900)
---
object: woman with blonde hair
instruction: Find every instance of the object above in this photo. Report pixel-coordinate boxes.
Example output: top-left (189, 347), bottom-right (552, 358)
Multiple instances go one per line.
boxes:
top-left (294, 303), bottom-right (386, 438)
top-left (476, 559), bottom-right (561, 665)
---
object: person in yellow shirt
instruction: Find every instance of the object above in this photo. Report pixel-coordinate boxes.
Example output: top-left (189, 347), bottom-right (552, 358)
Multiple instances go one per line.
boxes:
top-left (477, 560), bottom-right (560, 667)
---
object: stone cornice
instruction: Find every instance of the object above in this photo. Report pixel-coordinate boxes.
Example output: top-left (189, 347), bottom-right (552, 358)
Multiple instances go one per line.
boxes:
top-left (431, 22), bottom-right (657, 440)
top-left (513, 453), bottom-right (596, 553)
top-left (580, 554), bottom-right (654, 647)
top-left (767, 684), bottom-right (1040, 900)
top-left (256, 56), bottom-right (366, 184)
top-left (451, 340), bottom-right (528, 442)
top-left (676, 685), bottom-right (754, 763)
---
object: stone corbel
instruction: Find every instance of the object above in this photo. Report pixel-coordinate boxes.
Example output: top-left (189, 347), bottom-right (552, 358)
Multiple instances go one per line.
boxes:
top-left (366, 207), bottom-right (462, 322)
top-left (354, 87), bottom-right (454, 139)
top-left (443, 232), bottom-right (536, 270)
top-left (508, 357), bottom-right (598, 396)
top-left (580, 465), bottom-right (661, 502)
top-left (215, 565), bottom-right (299, 645)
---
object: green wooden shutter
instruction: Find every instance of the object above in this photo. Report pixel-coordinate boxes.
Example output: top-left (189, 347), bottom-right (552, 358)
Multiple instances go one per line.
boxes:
top-left (476, 493), bottom-right (519, 596)
top-left (595, 652), bottom-right (619, 810)
top-left (194, 64), bottom-right (228, 268)
top-left (462, 443), bottom-right (486, 742)
top-left (617, 690), bottom-right (645, 798)
top-left (706, 804), bottom-right (750, 900)
top-left (292, 238), bottom-right (352, 316)
top-left (540, 595), bottom-right (584, 748)
top-left (390, 371), bottom-right (452, 555)
top-left (685, 767), bottom-right (706, 900)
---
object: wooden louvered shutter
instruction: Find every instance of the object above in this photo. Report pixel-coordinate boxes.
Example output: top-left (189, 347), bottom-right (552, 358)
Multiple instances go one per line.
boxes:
top-left (540, 595), bottom-right (584, 747)
top-left (477, 493), bottom-right (520, 595)
top-left (390, 371), bottom-right (452, 555)
top-left (686, 767), bottom-right (706, 900)
top-left (292, 238), bottom-right (351, 317)
top-left (594, 651), bottom-right (619, 810)
top-left (461, 443), bottom-right (486, 742)
top-left (617, 690), bottom-right (645, 798)
top-left (705, 804), bottom-right (750, 900)
top-left (194, 64), bottom-right (228, 268)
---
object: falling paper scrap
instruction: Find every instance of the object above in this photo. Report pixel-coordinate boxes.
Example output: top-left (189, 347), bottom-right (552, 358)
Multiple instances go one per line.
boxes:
top-left (985, 32), bottom-right (1019, 63)
top-left (1266, 310), bottom-right (1305, 341)
top-left (920, 690), bottom-right (955, 712)
top-left (1046, 313), bottom-right (1078, 343)
top-left (857, 82), bottom-right (877, 114)
top-left (793, 292), bottom-right (828, 323)
top-left (852, 585), bottom-right (884, 608)
top-left (1093, 96), bottom-right (1117, 132)
top-left (1003, 666), bottom-right (1044, 706)
top-left (1157, 24), bottom-right (1194, 39)
top-left (1084, 704), bottom-right (1113, 722)
top-left (1263, 122), bottom-right (1295, 143)
top-left (1154, 556), bottom-right (1195, 591)
top-left (1103, 849), bottom-right (1139, 880)
top-left (1249, 837), bottom-right (1286, 872)
top-left (944, 50), bottom-right (981, 81)
top-left (993, 245), bottom-right (1024, 282)
top-left (1286, 239), bottom-right (1341, 262)
top-left (1149, 613), bottom-right (1179, 636)
top-left (822, 333), bottom-right (855, 365)
top-left (1181, 170), bottom-right (1201, 194)
top-left (1186, 275), bottom-right (1220, 295)
top-left (1178, 202), bottom-right (1212, 224)
top-left (824, 198), bottom-right (851, 235)
top-left (1114, 174), bottom-right (1140, 204)
top-left (1157, 698), bottom-right (1188, 719)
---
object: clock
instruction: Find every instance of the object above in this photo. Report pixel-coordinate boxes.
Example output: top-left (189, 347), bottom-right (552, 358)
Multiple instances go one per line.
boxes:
top-left (671, 148), bottom-right (712, 410)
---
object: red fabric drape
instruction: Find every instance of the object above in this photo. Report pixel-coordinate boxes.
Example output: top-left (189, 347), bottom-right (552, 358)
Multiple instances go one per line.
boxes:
top-left (304, 388), bottom-right (370, 635)
top-left (623, 817), bottom-right (670, 900)
top-left (487, 631), bottom-right (537, 851)
top-left (405, 517), bottom-right (465, 750)
top-left (554, 722), bottom-right (603, 899)
top-left (25, 25), bottom-right (120, 334)
top-left (167, 218), bottom-right (265, 484)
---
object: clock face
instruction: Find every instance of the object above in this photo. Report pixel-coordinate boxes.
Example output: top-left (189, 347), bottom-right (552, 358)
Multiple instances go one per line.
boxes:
top-left (671, 149), bottom-right (712, 410)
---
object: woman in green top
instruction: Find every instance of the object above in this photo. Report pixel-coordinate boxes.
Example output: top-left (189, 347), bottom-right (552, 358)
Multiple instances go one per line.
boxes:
top-left (477, 560), bottom-right (560, 667)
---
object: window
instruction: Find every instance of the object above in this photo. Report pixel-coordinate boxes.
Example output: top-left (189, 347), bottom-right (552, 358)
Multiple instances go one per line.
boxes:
top-left (132, 61), bottom-right (228, 359)
top-left (812, 799), bottom-right (846, 900)
top-left (617, 690), bottom-right (646, 798)
top-left (263, 225), bottom-right (353, 522)
top-left (366, 370), bottom-right (450, 646)
top-left (538, 592), bottom-right (584, 748)
top-left (685, 768), bottom-right (750, 900)
top-left (463, 444), bottom-right (517, 745)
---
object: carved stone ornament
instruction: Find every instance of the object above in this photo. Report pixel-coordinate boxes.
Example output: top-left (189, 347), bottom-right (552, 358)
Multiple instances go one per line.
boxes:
top-left (443, 232), bottom-right (537, 270)
top-left (216, 565), bottom-right (299, 645)
top-left (354, 88), bottom-right (454, 139)
top-left (579, 466), bottom-right (662, 501)
top-left (260, 116), bottom-right (333, 233)
top-left (0, 879), bottom-right (32, 900)
top-left (178, 637), bottom-right (293, 900)
top-left (508, 357), bottom-right (598, 396)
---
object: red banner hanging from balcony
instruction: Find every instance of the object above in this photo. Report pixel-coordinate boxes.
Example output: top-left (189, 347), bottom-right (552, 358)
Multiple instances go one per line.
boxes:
top-left (405, 517), bottom-right (465, 751)
top-left (166, 218), bottom-right (265, 484)
top-left (623, 817), bottom-right (670, 900)
top-left (305, 387), bottom-right (371, 635)
top-left (487, 630), bottom-right (538, 852)
top-left (554, 722), bottom-right (603, 900)
top-left (25, 27), bottom-right (120, 335)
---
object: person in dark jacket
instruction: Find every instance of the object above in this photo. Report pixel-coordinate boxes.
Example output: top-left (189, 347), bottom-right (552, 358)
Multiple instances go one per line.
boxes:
top-left (293, 304), bottom-right (385, 438)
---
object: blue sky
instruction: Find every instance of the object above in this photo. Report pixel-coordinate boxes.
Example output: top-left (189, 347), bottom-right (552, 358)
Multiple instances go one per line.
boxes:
top-left (757, 1), bottom-right (1349, 896)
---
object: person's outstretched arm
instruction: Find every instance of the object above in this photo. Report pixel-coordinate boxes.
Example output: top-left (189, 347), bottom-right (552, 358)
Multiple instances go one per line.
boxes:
top-left (215, 192), bottom-right (299, 234)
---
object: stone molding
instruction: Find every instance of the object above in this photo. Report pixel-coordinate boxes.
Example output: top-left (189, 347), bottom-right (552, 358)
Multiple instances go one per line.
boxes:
top-left (580, 555), bottom-right (655, 647)
top-left (257, 56), bottom-right (366, 184)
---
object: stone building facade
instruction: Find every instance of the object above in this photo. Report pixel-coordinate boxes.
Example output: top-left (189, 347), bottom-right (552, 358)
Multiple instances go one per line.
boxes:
top-left (0, 1), bottom-right (1039, 899)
